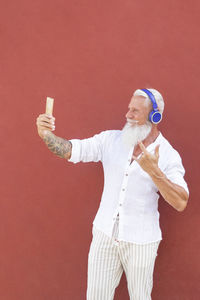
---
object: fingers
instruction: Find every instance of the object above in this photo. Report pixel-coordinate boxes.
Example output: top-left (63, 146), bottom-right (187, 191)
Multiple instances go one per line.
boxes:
top-left (38, 121), bottom-right (55, 130)
top-left (132, 155), bottom-right (138, 161)
top-left (36, 114), bottom-right (56, 131)
top-left (138, 142), bottom-right (148, 154)
top-left (37, 114), bottom-right (55, 123)
top-left (38, 114), bottom-right (55, 122)
top-left (154, 144), bottom-right (160, 158)
top-left (138, 142), bottom-right (160, 158)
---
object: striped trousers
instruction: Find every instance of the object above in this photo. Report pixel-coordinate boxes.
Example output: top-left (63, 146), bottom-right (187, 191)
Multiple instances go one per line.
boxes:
top-left (86, 216), bottom-right (160, 300)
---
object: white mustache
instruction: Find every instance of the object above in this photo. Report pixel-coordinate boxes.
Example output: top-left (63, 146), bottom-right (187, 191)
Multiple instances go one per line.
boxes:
top-left (126, 119), bottom-right (139, 125)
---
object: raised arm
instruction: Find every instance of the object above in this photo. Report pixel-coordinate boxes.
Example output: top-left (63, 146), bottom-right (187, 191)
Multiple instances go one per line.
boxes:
top-left (36, 114), bottom-right (72, 160)
top-left (132, 142), bottom-right (189, 212)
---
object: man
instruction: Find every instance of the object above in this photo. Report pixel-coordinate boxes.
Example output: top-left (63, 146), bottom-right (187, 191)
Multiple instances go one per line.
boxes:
top-left (36, 88), bottom-right (189, 300)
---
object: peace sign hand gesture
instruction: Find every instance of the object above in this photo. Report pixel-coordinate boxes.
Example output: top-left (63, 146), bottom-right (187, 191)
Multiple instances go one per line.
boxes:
top-left (132, 142), bottom-right (160, 175)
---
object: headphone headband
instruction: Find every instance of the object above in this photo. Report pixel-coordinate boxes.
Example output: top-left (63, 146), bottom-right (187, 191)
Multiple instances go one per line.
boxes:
top-left (140, 88), bottom-right (162, 124)
top-left (140, 88), bottom-right (158, 110)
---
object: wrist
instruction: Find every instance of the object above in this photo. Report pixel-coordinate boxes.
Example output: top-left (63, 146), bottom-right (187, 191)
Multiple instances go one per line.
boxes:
top-left (149, 166), bottom-right (166, 180)
top-left (39, 129), bottom-right (53, 140)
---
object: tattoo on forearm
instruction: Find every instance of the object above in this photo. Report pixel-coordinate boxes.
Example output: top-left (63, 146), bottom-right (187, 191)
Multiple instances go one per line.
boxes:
top-left (42, 132), bottom-right (72, 159)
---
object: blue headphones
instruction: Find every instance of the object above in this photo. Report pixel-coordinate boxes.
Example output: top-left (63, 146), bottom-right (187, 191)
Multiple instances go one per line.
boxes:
top-left (140, 88), bottom-right (162, 124)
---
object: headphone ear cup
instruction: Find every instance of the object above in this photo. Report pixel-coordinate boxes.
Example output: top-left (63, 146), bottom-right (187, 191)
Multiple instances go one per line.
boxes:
top-left (149, 110), bottom-right (162, 124)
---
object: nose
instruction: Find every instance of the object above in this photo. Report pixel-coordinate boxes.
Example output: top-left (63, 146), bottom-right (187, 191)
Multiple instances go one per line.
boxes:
top-left (126, 109), bottom-right (133, 119)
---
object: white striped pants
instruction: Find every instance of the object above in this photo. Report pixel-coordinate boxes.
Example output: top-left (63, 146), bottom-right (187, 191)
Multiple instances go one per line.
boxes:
top-left (86, 216), bottom-right (160, 300)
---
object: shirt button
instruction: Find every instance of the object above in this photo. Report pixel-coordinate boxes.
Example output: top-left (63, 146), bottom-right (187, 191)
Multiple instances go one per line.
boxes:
top-left (125, 173), bottom-right (128, 176)
top-left (119, 203), bottom-right (122, 206)
top-left (122, 188), bottom-right (125, 191)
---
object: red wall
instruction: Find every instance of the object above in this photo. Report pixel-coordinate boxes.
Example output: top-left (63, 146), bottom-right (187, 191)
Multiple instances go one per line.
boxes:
top-left (0, 0), bottom-right (199, 299)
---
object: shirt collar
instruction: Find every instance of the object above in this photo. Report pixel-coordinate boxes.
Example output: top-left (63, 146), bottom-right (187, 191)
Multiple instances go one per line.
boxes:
top-left (145, 132), bottom-right (162, 153)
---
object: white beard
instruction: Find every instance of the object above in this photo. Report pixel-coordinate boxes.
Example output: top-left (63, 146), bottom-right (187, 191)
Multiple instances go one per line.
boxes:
top-left (121, 120), bottom-right (152, 150)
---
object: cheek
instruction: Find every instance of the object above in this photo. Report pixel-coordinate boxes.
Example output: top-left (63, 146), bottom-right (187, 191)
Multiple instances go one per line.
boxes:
top-left (138, 113), bottom-right (149, 124)
top-left (142, 110), bottom-right (150, 121)
top-left (145, 113), bottom-right (149, 122)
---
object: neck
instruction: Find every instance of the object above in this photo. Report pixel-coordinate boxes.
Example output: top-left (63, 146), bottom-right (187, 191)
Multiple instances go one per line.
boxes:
top-left (141, 125), bottom-right (159, 147)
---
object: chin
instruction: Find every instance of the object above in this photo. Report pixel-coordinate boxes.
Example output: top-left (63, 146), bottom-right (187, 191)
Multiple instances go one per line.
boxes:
top-left (122, 121), bottom-right (152, 149)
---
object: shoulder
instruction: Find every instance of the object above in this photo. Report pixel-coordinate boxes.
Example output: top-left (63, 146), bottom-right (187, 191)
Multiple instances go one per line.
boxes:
top-left (159, 133), bottom-right (183, 162)
top-left (94, 129), bottom-right (121, 140)
top-left (92, 130), bottom-right (123, 154)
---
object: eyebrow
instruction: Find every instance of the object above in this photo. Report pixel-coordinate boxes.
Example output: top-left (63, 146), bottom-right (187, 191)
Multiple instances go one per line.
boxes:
top-left (128, 106), bottom-right (139, 111)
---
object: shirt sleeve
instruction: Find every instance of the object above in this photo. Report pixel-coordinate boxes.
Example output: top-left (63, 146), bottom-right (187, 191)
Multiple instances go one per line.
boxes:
top-left (67, 130), bottom-right (110, 164)
top-left (164, 151), bottom-right (189, 195)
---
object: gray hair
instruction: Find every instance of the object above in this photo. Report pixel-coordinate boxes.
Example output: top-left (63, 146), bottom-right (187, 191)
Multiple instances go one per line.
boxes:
top-left (133, 88), bottom-right (165, 113)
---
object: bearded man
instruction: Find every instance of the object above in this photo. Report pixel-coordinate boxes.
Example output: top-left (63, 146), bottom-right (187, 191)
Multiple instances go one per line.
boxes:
top-left (36, 88), bottom-right (189, 300)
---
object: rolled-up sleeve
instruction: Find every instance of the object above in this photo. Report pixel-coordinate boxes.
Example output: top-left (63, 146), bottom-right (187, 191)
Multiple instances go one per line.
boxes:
top-left (67, 131), bottom-right (109, 164)
top-left (164, 152), bottom-right (189, 195)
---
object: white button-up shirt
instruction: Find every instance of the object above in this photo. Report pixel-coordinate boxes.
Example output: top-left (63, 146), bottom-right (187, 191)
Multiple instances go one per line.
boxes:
top-left (68, 130), bottom-right (189, 244)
